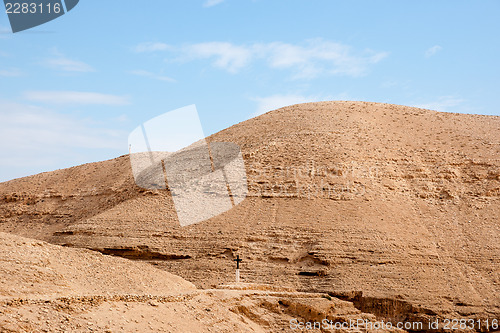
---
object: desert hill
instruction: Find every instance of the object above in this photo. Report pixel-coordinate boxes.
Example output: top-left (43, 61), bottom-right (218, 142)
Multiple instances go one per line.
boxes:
top-left (0, 101), bottom-right (499, 327)
top-left (0, 231), bottom-right (194, 300)
top-left (0, 232), bottom-right (402, 332)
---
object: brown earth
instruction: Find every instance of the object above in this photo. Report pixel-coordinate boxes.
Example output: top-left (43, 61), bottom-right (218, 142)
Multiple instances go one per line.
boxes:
top-left (0, 101), bottom-right (499, 330)
top-left (0, 232), bottom-right (403, 332)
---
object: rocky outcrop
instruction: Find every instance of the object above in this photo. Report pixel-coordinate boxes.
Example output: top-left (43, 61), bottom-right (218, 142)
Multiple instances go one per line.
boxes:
top-left (0, 233), bottom-right (407, 332)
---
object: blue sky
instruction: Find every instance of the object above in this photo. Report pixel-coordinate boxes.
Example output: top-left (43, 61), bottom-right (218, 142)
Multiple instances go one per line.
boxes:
top-left (0, 0), bottom-right (499, 182)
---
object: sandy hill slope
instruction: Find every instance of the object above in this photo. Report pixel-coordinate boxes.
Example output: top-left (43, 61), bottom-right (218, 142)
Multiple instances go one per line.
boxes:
top-left (0, 231), bottom-right (194, 300)
top-left (0, 156), bottom-right (139, 240)
top-left (0, 101), bottom-right (499, 325)
top-left (0, 232), bottom-right (401, 333)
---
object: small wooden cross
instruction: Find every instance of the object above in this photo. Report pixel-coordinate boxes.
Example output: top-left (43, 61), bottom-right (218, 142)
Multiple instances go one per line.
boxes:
top-left (234, 255), bottom-right (242, 269)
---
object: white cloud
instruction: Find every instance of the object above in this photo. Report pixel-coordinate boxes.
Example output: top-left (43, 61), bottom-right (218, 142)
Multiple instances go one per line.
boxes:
top-left (44, 53), bottom-right (95, 72)
top-left (259, 40), bottom-right (387, 78)
top-left (129, 69), bottom-right (176, 82)
top-left (24, 91), bottom-right (130, 106)
top-left (425, 45), bottom-right (442, 58)
top-left (413, 95), bottom-right (465, 112)
top-left (184, 42), bottom-right (253, 73)
top-left (0, 26), bottom-right (11, 39)
top-left (167, 39), bottom-right (387, 78)
top-left (203, 0), bottom-right (225, 7)
top-left (115, 114), bottom-right (130, 123)
top-left (0, 101), bottom-right (125, 175)
top-left (134, 42), bottom-right (170, 53)
top-left (0, 68), bottom-right (23, 77)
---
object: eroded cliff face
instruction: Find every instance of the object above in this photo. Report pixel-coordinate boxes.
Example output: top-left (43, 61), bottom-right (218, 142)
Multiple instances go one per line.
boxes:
top-left (1, 101), bottom-right (499, 325)
top-left (3, 232), bottom-right (406, 333)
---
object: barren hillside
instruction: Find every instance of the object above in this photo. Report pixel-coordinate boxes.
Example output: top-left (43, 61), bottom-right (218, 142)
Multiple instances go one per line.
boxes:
top-left (1, 101), bottom-right (499, 326)
top-left (0, 232), bottom-right (402, 332)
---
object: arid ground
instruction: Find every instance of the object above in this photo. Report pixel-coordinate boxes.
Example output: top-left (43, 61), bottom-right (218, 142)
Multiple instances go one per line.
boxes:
top-left (1, 101), bottom-right (499, 332)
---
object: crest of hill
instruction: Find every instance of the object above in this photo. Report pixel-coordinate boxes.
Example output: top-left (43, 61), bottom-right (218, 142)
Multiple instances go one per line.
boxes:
top-left (2, 100), bottom-right (499, 192)
top-left (210, 100), bottom-right (499, 160)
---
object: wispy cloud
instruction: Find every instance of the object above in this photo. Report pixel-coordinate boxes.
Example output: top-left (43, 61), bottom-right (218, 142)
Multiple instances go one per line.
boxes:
top-left (203, 0), bottom-right (225, 7)
top-left (0, 101), bottom-right (124, 150)
top-left (24, 91), bottom-right (130, 106)
top-left (413, 95), bottom-right (465, 112)
top-left (115, 114), bottom-right (130, 123)
top-left (43, 51), bottom-right (95, 72)
top-left (165, 39), bottom-right (388, 79)
top-left (0, 100), bottom-right (125, 180)
top-left (129, 69), bottom-right (176, 82)
top-left (0, 68), bottom-right (23, 77)
top-left (0, 26), bottom-right (11, 38)
top-left (184, 42), bottom-right (252, 73)
top-left (134, 42), bottom-right (170, 53)
top-left (258, 40), bottom-right (387, 78)
top-left (425, 45), bottom-right (442, 58)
